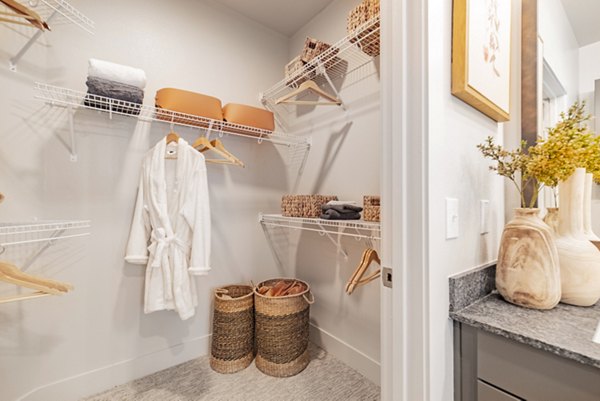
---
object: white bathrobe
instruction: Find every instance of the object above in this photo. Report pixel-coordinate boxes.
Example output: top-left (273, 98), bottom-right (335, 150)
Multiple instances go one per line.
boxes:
top-left (125, 137), bottom-right (211, 320)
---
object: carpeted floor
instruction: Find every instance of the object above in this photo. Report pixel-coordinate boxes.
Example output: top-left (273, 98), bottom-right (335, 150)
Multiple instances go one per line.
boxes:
top-left (83, 344), bottom-right (380, 401)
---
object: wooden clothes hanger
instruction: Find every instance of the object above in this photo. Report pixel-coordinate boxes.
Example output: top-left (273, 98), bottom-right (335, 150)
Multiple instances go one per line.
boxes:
top-left (164, 130), bottom-right (180, 159)
top-left (276, 80), bottom-right (342, 106)
top-left (0, 0), bottom-right (50, 30)
top-left (193, 137), bottom-right (245, 167)
top-left (346, 248), bottom-right (381, 295)
top-left (0, 261), bottom-right (73, 304)
top-left (165, 130), bottom-right (180, 144)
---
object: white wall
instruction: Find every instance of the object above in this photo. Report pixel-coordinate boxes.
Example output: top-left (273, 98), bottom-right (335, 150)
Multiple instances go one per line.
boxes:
top-left (539, 0), bottom-right (579, 105)
top-left (0, 1), bottom-right (290, 400)
top-left (282, 0), bottom-right (382, 384)
top-left (427, 0), bottom-right (519, 399)
top-left (578, 41), bottom-right (600, 235)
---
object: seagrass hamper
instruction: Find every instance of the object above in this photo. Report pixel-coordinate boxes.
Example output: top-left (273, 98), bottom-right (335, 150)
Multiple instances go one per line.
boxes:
top-left (254, 278), bottom-right (314, 377)
top-left (210, 285), bottom-right (255, 374)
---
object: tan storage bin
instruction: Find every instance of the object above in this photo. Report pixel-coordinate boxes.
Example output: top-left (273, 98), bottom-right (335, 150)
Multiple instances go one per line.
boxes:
top-left (155, 88), bottom-right (224, 127)
top-left (222, 103), bottom-right (275, 134)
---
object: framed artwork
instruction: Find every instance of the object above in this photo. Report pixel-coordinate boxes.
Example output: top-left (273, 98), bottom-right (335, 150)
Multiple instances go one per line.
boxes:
top-left (452, 0), bottom-right (512, 122)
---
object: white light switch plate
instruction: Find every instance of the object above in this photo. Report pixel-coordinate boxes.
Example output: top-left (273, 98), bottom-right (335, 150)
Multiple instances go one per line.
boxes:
top-left (446, 198), bottom-right (459, 239)
top-left (480, 200), bottom-right (490, 234)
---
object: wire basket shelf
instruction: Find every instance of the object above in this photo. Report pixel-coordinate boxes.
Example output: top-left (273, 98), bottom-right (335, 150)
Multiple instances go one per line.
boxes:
top-left (34, 83), bottom-right (310, 147)
top-left (259, 214), bottom-right (381, 240)
top-left (261, 15), bottom-right (380, 114)
top-left (0, 220), bottom-right (91, 248)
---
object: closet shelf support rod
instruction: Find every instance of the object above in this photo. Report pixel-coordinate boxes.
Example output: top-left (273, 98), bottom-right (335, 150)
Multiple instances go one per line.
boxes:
top-left (0, 232), bottom-right (90, 247)
top-left (259, 220), bottom-right (381, 241)
top-left (9, 8), bottom-right (60, 72)
top-left (67, 104), bottom-right (77, 162)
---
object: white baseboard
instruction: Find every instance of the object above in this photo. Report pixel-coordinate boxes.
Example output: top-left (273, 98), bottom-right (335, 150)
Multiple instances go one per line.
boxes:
top-left (309, 323), bottom-right (380, 385)
top-left (17, 334), bottom-right (211, 401)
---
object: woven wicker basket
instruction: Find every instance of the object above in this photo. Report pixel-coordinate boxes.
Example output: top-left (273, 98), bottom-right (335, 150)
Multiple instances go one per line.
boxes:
top-left (364, 206), bottom-right (380, 222)
top-left (210, 285), bottom-right (255, 374)
top-left (254, 278), bottom-right (314, 377)
top-left (347, 0), bottom-right (380, 57)
top-left (282, 195), bottom-right (338, 218)
top-left (284, 55), bottom-right (315, 87)
top-left (363, 195), bottom-right (381, 222)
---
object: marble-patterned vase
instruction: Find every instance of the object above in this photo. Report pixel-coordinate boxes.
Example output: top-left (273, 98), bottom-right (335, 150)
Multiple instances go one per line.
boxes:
top-left (556, 168), bottom-right (600, 306)
top-left (584, 173), bottom-right (600, 251)
top-left (496, 208), bottom-right (561, 309)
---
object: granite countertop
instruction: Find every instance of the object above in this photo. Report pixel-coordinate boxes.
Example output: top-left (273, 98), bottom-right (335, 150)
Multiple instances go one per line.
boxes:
top-left (451, 293), bottom-right (600, 369)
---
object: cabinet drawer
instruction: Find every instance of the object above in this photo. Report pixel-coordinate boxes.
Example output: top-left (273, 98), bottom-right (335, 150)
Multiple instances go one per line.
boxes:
top-left (477, 380), bottom-right (521, 401)
top-left (478, 331), bottom-right (600, 401)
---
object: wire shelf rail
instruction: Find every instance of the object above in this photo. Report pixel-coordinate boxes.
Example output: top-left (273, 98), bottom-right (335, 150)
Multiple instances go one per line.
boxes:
top-left (259, 214), bottom-right (381, 240)
top-left (34, 83), bottom-right (311, 149)
top-left (0, 220), bottom-right (91, 248)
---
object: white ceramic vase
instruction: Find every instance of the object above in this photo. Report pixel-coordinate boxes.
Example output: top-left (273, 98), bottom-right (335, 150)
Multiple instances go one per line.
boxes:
top-left (584, 173), bottom-right (600, 250)
top-left (496, 208), bottom-right (561, 309)
top-left (555, 168), bottom-right (600, 306)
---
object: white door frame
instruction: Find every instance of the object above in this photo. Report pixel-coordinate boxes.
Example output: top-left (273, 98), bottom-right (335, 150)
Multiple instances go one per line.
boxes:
top-left (381, 0), bottom-right (429, 399)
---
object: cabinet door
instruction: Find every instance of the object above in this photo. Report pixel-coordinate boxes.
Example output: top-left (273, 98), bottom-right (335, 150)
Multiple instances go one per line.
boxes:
top-left (478, 380), bottom-right (522, 401)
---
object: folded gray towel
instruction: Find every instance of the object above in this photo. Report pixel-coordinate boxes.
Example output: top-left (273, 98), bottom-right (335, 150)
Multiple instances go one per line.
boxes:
top-left (86, 76), bottom-right (144, 104)
top-left (321, 204), bottom-right (363, 214)
top-left (320, 209), bottom-right (361, 220)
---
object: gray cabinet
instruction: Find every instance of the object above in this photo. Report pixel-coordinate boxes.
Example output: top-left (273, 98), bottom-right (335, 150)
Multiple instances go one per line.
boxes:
top-left (454, 323), bottom-right (600, 401)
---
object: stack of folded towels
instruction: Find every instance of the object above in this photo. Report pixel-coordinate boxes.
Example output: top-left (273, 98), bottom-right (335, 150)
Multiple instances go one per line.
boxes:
top-left (84, 58), bottom-right (147, 115)
top-left (321, 201), bottom-right (363, 220)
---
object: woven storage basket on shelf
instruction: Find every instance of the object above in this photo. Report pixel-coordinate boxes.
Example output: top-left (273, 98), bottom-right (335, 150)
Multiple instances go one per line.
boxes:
top-left (285, 55), bottom-right (315, 87)
top-left (281, 195), bottom-right (338, 218)
top-left (254, 278), bottom-right (314, 377)
top-left (347, 0), bottom-right (380, 57)
top-left (301, 37), bottom-right (340, 70)
top-left (210, 285), bottom-right (255, 374)
top-left (363, 195), bottom-right (381, 222)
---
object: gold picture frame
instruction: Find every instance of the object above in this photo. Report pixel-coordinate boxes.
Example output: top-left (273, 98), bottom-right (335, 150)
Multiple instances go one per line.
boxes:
top-left (452, 0), bottom-right (512, 122)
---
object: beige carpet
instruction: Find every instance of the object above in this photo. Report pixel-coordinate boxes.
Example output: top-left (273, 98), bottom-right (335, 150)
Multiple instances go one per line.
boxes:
top-left (83, 344), bottom-right (380, 401)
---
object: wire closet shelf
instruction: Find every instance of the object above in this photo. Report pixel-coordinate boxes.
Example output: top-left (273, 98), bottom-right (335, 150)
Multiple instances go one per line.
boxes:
top-left (259, 214), bottom-right (381, 241)
top-left (260, 15), bottom-right (380, 109)
top-left (0, 220), bottom-right (91, 249)
top-left (34, 83), bottom-right (310, 147)
top-left (30, 0), bottom-right (94, 32)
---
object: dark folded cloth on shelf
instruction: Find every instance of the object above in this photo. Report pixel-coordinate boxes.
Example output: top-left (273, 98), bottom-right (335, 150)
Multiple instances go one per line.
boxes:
top-left (84, 94), bottom-right (142, 116)
top-left (321, 204), bottom-right (363, 214)
top-left (320, 209), bottom-right (362, 220)
top-left (86, 76), bottom-right (144, 104)
top-left (84, 76), bottom-right (143, 116)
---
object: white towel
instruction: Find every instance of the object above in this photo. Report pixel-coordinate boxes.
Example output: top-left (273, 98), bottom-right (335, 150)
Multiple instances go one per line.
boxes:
top-left (327, 200), bottom-right (358, 206)
top-left (88, 58), bottom-right (147, 90)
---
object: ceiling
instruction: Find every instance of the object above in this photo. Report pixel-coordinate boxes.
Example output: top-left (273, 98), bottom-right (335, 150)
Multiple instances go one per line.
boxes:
top-left (560, 0), bottom-right (600, 47)
top-left (212, 0), bottom-right (335, 37)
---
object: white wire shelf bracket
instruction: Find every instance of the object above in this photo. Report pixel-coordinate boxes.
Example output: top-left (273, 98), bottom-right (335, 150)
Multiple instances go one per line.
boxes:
top-left (260, 15), bottom-right (380, 127)
top-left (7, 0), bottom-right (94, 71)
top-left (34, 83), bottom-right (311, 153)
top-left (0, 220), bottom-right (91, 250)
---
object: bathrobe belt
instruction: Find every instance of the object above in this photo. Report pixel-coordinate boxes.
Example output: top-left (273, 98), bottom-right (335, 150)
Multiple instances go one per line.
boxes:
top-left (150, 228), bottom-right (191, 303)
top-left (150, 228), bottom-right (191, 268)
